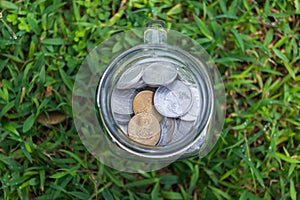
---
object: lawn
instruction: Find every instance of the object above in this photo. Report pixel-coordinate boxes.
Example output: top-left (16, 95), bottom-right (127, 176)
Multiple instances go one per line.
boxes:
top-left (0, 0), bottom-right (299, 199)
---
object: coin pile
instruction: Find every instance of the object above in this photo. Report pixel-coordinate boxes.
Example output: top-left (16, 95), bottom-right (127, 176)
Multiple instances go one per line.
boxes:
top-left (111, 61), bottom-right (201, 146)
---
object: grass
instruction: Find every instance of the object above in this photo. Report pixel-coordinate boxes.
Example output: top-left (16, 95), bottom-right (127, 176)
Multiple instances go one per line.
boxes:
top-left (0, 0), bottom-right (299, 199)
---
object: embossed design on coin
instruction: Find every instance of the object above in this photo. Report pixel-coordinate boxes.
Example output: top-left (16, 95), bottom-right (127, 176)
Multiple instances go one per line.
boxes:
top-left (116, 64), bottom-right (144, 89)
top-left (111, 89), bottom-right (136, 115)
top-left (154, 80), bottom-right (193, 118)
top-left (142, 62), bottom-right (177, 86)
top-left (128, 113), bottom-right (161, 145)
top-left (180, 87), bottom-right (201, 121)
top-left (157, 118), bottom-right (176, 145)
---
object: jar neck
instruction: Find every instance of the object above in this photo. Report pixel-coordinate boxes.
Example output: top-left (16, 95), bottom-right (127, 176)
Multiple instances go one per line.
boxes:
top-left (144, 20), bottom-right (167, 44)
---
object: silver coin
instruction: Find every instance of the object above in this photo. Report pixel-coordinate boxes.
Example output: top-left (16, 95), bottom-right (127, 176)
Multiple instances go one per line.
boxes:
top-left (116, 64), bottom-right (144, 89)
top-left (180, 87), bottom-right (201, 121)
top-left (142, 62), bottom-right (177, 86)
top-left (118, 124), bottom-right (128, 135)
top-left (177, 66), bottom-right (196, 85)
top-left (130, 79), bottom-right (147, 89)
top-left (157, 117), bottom-right (176, 145)
top-left (172, 120), bottom-right (194, 142)
top-left (111, 89), bottom-right (136, 115)
top-left (113, 112), bottom-right (131, 124)
top-left (154, 80), bottom-right (193, 118)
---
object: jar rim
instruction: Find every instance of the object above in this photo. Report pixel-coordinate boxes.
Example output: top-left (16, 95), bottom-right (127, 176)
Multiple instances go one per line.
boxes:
top-left (96, 43), bottom-right (215, 159)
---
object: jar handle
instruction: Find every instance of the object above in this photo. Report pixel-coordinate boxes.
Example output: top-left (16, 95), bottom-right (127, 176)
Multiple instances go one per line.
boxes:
top-left (144, 20), bottom-right (167, 44)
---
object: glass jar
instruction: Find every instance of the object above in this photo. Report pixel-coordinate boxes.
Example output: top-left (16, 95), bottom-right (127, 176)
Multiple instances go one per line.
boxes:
top-left (72, 21), bottom-right (225, 172)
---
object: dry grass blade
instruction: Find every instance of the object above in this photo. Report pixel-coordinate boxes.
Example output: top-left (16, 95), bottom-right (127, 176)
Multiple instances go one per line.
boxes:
top-left (37, 111), bottom-right (66, 125)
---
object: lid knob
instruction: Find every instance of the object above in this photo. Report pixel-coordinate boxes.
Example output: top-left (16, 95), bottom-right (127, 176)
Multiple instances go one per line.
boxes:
top-left (144, 20), bottom-right (167, 44)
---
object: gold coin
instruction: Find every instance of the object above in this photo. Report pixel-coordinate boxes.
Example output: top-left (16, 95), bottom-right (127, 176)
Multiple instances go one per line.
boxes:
top-left (130, 134), bottom-right (161, 146)
top-left (149, 106), bottom-right (163, 122)
top-left (133, 90), bottom-right (163, 121)
top-left (128, 112), bottom-right (161, 145)
top-left (133, 90), bottom-right (154, 114)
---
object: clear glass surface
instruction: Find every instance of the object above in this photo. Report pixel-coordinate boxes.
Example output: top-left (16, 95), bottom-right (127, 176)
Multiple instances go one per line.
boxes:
top-left (72, 21), bottom-right (226, 172)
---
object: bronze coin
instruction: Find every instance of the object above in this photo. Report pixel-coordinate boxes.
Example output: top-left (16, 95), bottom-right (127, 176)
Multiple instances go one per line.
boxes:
top-left (132, 90), bottom-right (154, 114)
top-left (133, 90), bottom-right (163, 121)
top-left (149, 106), bottom-right (163, 122)
top-left (128, 112), bottom-right (161, 145)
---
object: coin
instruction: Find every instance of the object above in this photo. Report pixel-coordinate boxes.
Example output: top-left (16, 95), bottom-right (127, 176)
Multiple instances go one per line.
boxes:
top-left (157, 117), bottom-right (176, 145)
top-left (149, 106), bottom-right (163, 122)
top-left (128, 113), bottom-right (160, 145)
top-left (118, 124), bottom-right (128, 135)
top-left (177, 66), bottom-right (196, 85)
top-left (116, 64), bottom-right (144, 89)
top-left (142, 62), bottom-right (177, 86)
top-left (172, 120), bottom-right (194, 142)
top-left (154, 80), bottom-right (193, 118)
top-left (135, 133), bottom-right (161, 146)
top-left (180, 87), bottom-right (201, 121)
top-left (130, 79), bottom-right (147, 89)
top-left (133, 90), bottom-right (154, 114)
top-left (133, 90), bottom-right (163, 121)
top-left (113, 112), bottom-right (131, 125)
top-left (111, 89), bottom-right (136, 115)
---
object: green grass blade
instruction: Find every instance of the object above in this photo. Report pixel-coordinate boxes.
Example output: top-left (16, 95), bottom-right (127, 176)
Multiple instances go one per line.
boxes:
top-left (235, 151), bottom-right (265, 188)
top-left (23, 114), bottom-right (36, 133)
top-left (193, 14), bottom-right (212, 40)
